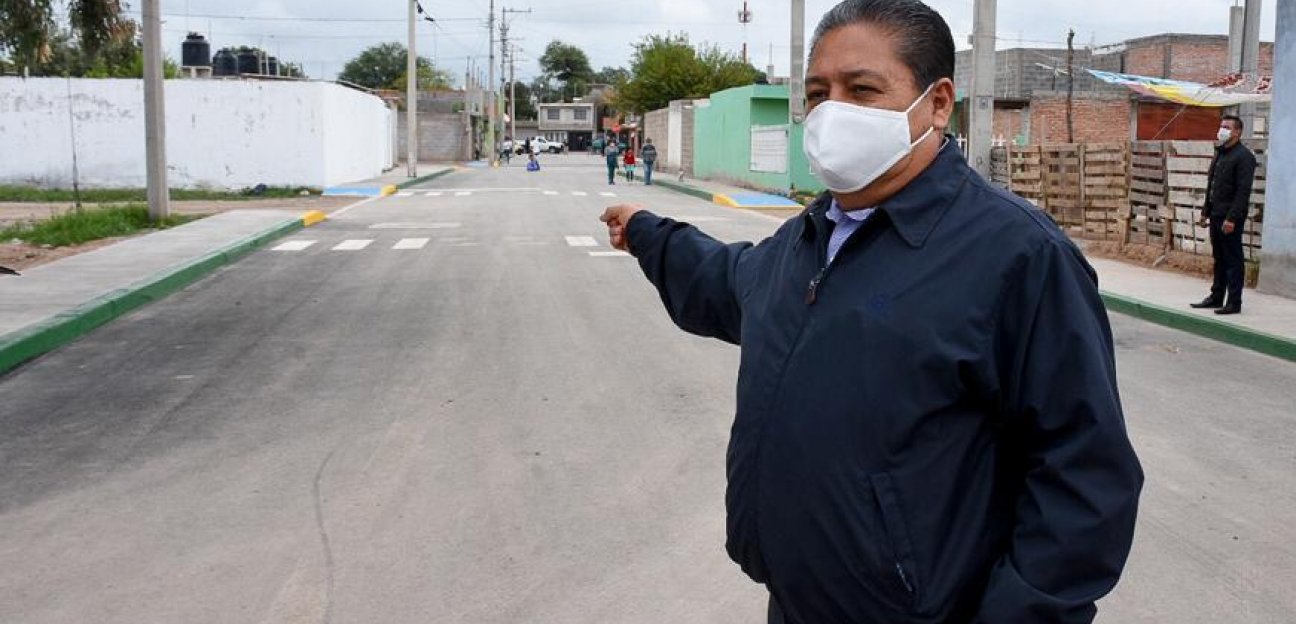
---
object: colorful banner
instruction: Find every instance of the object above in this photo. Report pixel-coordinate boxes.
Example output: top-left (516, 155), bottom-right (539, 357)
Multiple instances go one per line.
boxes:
top-left (1086, 69), bottom-right (1272, 107)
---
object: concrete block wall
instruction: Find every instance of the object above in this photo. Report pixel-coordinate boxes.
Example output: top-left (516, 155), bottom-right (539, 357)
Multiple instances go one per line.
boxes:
top-left (643, 108), bottom-right (670, 168)
top-left (398, 111), bottom-right (465, 162)
top-left (0, 77), bottom-right (392, 189)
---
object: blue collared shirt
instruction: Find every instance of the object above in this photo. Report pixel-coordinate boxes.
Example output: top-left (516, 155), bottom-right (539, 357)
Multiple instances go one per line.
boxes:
top-left (825, 201), bottom-right (875, 266)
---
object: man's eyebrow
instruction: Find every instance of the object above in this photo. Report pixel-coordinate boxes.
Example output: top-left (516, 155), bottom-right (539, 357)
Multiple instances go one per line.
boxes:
top-left (806, 68), bottom-right (889, 85)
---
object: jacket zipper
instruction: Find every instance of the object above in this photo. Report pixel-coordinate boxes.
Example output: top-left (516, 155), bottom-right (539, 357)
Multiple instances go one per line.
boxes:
top-left (804, 215), bottom-right (881, 306)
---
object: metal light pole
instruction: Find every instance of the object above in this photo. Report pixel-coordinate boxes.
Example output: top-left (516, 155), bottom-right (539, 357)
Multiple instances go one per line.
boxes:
top-left (407, 0), bottom-right (419, 177)
top-left (789, 0), bottom-right (806, 124)
top-left (142, 0), bottom-right (169, 219)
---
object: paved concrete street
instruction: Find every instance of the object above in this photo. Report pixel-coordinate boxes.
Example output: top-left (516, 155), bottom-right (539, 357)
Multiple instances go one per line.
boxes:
top-left (2, 153), bottom-right (1294, 623)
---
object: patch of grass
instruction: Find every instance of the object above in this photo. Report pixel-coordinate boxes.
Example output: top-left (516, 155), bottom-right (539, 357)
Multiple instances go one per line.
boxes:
top-left (0, 204), bottom-right (203, 247)
top-left (0, 185), bottom-right (319, 203)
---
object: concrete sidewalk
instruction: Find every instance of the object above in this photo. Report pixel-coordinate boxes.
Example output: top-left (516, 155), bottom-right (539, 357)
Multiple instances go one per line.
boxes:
top-left (653, 175), bottom-right (1296, 361)
top-left (323, 163), bottom-right (458, 197)
top-left (0, 209), bottom-right (325, 374)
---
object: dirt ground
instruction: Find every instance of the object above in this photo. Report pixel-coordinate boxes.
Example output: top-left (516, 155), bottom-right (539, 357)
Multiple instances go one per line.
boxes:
top-left (0, 196), bottom-right (355, 272)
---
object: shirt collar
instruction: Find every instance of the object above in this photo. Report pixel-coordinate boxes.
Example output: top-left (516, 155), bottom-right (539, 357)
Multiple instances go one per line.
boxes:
top-left (803, 136), bottom-right (972, 249)
top-left (826, 199), bottom-right (873, 224)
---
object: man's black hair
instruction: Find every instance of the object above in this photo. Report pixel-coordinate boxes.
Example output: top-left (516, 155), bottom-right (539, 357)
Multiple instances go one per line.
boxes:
top-left (810, 0), bottom-right (956, 90)
top-left (1222, 114), bottom-right (1244, 132)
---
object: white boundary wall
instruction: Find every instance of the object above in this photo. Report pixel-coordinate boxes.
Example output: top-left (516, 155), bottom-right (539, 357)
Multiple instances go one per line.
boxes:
top-left (0, 77), bottom-right (394, 189)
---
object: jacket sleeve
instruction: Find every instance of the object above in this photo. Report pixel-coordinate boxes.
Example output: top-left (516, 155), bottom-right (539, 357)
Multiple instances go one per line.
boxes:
top-left (1227, 152), bottom-right (1257, 224)
top-left (625, 211), bottom-right (751, 344)
top-left (975, 240), bottom-right (1144, 624)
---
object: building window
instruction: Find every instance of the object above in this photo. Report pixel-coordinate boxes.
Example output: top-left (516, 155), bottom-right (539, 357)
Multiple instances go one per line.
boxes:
top-left (546, 108), bottom-right (560, 121)
top-left (574, 108), bottom-right (589, 121)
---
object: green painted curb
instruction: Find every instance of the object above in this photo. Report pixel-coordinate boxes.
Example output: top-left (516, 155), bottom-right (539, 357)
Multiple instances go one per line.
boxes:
top-left (652, 178), bottom-right (716, 203)
top-left (396, 168), bottom-right (455, 189)
top-left (1101, 291), bottom-right (1296, 363)
top-left (0, 217), bottom-right (304, 376)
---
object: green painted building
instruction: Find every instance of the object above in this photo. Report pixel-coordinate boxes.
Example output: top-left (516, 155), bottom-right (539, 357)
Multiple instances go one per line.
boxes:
top-left (693, 84), bottom-right (825, 194)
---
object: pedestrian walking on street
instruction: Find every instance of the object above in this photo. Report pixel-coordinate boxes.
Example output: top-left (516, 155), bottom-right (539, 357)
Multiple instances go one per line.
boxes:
top-left (599, 1), bottom-right (1142, 622)
top-left (1191, 114), bottom-right (1257, 315)
top-left (604, 135), bottom-right (621, 185)
top-left (640, 138), bottom-right (658, 185)
top-left (623, 146), bottom-right (637, 183)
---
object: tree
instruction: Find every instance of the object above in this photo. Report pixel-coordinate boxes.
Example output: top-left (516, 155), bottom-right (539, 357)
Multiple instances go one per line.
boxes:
top-left (0, 0), bottom-right (131, 68)
top-left (615, 34), bottom-right (761, 114)
top-left (507, 80), bottom-right (537, 120)
top-left (338, 42), bottom-right (452, 91)
top-left (538, 40), bottom-right (592, 101)
top-left (5, 22), bottom-right (178, 78)
top-left (592, 65), bottom-right (629, 86)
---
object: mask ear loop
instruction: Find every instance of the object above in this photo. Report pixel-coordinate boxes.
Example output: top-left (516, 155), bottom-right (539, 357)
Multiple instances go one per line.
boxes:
top-left (905, 82), bottom-right (940, 149)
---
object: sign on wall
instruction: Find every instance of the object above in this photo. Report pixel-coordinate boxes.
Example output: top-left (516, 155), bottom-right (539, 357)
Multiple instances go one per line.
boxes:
top-left (750, 125), bottom-right (788, 174)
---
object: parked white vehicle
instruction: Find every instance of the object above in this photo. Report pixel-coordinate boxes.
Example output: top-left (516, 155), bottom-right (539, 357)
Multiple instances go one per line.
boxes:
top-left (510, 137), bottom-right (566, 155)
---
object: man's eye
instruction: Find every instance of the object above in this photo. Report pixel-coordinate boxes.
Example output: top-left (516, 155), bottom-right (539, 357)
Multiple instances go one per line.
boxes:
top-left (807, 92), bottom-right (827, 101)
top-left (853, 85), bottom-right (879, 95)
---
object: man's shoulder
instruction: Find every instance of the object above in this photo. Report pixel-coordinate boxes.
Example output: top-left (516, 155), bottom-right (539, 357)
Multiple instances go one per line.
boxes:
top-left (958, 171), bottom-right (1073, 251)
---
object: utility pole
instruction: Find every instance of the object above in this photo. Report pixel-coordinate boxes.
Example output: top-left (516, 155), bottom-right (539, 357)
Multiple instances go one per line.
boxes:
top-left (968, 0), bottom-right (996, 178)
top-left (1257, 0), bottom-right (1294, 297)
top-left (789, 0), bottom-right (806, 124)
top-left (487, 0), bottom-right (497, 166)
top-left (1066, 28), bottom-right (1075, 143)
top-left (142, 0), bottom-right (169, 219)
top-left (1239, 0), bottom-right (1262, 138)
top-left (407, 0), bottom-right (418, 177)
top-left (503, 7), bottom-right (530, 145)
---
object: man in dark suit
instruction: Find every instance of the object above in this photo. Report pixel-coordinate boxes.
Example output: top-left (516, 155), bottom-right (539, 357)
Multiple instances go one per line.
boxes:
top-left (1192, 114), bottom-right (1257, 315)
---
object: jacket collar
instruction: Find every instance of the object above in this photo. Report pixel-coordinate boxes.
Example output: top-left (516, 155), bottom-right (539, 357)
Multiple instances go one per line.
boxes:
top-left (801, 138), bottom-right (972, 248)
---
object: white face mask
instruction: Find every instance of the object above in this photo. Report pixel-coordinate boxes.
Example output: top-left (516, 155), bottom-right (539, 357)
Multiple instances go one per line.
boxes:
top-left (803, 84), bottom-right (937, 194)
top-left (1216, 127), bottom-right (1233, 145)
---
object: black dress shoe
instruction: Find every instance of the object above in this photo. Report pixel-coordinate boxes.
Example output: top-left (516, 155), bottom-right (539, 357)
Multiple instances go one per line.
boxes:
top-left (1215, 305), bottom-right (1242, 315)
top-left (1190, 297), bottom-right (1224, 309)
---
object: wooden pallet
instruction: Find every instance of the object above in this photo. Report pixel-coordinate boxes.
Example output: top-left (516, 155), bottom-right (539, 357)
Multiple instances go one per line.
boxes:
top-left (1009, 145), bottom-right (1044, 208)
top-left (1128, 141), bottom-right (1168, 248)
top-left (1082, 143), bottom-right (1129, 242)
top-left (1041, 144), bottom-right (1084, 235)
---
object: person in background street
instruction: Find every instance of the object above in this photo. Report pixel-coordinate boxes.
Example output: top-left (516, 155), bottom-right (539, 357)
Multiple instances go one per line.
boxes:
top-left (623, 145), bottom-right (637, 183)
top-left (598, 1), bottom-right (1142, 622)
top-left (526, 151), bottom-right (540, 172)
top-left (641, 138), bottom-right (658, 185)
top-left (1191, 115), bottom-right (1257, 316)
top-left (500, 136), bottom-right (512, 164)
top-left (604, 134), bottom-right (621, 185)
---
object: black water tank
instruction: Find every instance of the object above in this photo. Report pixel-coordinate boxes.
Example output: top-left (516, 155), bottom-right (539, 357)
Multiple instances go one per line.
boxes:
top-left (212, 49), bottom-right (237, 76)
top-left (181, 33), bottom-right (211, 67)
top-left (267, 56), bottom-right (280, 76)
top-left (236, 50), bottom-right (260, 75)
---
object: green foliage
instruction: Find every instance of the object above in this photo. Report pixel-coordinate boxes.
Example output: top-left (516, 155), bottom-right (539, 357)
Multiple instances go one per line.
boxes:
top-left (0, 0), bottom-right (130, 67)
top-left (0, 185), bottom-right (317, 203)
top-left (338, 42), bottom-right (452, 91)
top-left (592, 66), bottom-right (629, 86)
top-left (537, 40), bottom-right (593, 101)
top-left (1, 20), bottom-right (179, 78)
top-left (507, 80), bottom-right (537, 120)
top-left (615, 33), bottom-right (762, 114)
top-left (0, 204), bottom-right (202, 248)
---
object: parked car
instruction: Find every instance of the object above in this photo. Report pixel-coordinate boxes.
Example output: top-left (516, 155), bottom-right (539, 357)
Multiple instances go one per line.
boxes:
top-left (515, 137), bottom-right (566, 155)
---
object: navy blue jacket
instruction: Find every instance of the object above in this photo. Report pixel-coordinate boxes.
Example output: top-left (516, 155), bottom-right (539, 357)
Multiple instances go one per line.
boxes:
top-left (625, 145), bottom-right (1143, 623)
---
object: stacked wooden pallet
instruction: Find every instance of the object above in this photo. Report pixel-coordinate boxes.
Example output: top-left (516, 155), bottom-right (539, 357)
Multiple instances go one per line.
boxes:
top-left (1166, 142), bottom-right (1216, 255)
top-left (1244, 140), bottom-right (1268, 261)
top-left (1127, 142), bottom-right (1169, 248)
top-left (989, 146), bottom-right (1011, 189)
top-left (1009, 145), bottom-right (1044, 208)
top-left (1082, 143), bottom-right (1129, 242)
top-left (1042, 145), bottom-right (1084, 235)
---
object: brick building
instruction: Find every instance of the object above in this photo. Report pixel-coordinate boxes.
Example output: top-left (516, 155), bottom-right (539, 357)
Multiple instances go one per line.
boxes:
top-left (953, 33), bottom-right (1274, 145)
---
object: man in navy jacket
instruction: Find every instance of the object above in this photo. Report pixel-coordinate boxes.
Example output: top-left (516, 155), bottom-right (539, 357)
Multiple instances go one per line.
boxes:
top-left (600, 1), bottom-right (1142, 622)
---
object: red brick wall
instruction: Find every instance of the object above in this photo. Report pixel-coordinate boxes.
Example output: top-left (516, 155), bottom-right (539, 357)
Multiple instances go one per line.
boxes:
top-left (993, 107), bottom-right (1029, 143)
top-left (1169, 42), bottom-right (1229, 83)
top-left (1029, 96), bottom-right (1131, 145)
top-left (1126, 44), bottom-right (1167, 77)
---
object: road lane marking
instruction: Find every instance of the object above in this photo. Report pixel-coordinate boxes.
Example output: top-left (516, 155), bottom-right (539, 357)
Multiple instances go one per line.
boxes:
top-left (565, 236), bottom-right (598, 247)
top-left (543, 191), bottom-right (559, 196)
top-left (571, 191), bottom-right (588, 197)
top-left (589, 251), bottom-right (632, 257)
top-left (396, 191), bottom-right (415, 197)
top-left (332, 239), bottom-right (373, 251)
top-left (369, 222), bottom-right (461, 229)
top-left (424, 191), bottom-right (443, 197)
top-left (272, 240), bottom-right (317, 252)
top-left (599, 192), bottom-right (616, 197)
top-left (454, 191), bottom-right (472, 197)
top-left (393, 238), bottom-right (431, 250)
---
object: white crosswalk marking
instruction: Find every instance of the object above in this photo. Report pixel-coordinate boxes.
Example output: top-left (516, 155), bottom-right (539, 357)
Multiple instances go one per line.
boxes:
top-left (393, 238), bottom-right (430, 250)
top-left (565, 236), bottom-right (598, 247)
top-left (396, 191), bottom-right (415, 197)
top-left (543, 191), bottom-right (559, 196)
top-left (571, 191), bottom-right (588, 197)
top-left (454, 191), bottom-right (472, 197)
top-left (588, 251), bottom-right (632, 257)
top-left (599, 192), bottom-right (616, 197)
top-left (272, 240), bottom-right (317, 252)
top-left (332, 239), bottom-right (373, 251)
top-left (425, 191), bottom-right (443, 197)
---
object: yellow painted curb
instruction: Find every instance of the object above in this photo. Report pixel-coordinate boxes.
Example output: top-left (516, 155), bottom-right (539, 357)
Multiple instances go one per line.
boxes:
top-left (380, 185), bottom-right (398, 197)
top-left (301, 210), bottom-right (328, 227)
top-left (713, 194), bottom-right (739, 208)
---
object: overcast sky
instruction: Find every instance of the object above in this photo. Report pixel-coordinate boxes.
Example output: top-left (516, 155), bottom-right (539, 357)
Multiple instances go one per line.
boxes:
top-left (143, 0), bottom-right (1279, 84)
